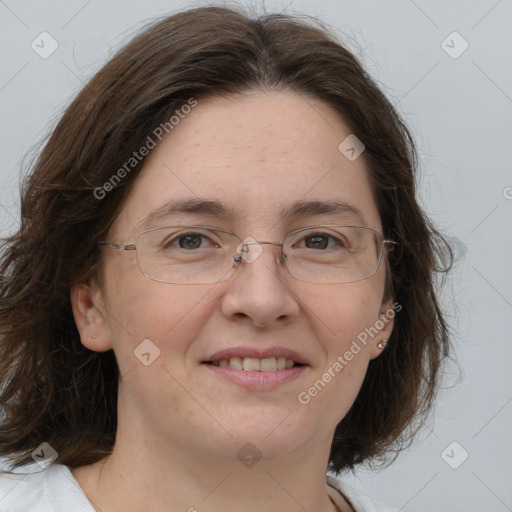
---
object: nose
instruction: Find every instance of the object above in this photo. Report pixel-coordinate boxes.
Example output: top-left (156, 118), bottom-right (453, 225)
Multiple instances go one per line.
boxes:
top-left (220, 240), bottom-right (300, 328)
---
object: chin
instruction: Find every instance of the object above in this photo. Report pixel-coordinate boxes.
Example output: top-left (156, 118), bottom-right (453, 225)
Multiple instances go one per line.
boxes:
top-left (215, 409), bottom-right (317, 461)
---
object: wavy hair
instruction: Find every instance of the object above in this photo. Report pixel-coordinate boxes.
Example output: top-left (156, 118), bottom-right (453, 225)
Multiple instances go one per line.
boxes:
top-left (0, 5), bottom-right (451, 472)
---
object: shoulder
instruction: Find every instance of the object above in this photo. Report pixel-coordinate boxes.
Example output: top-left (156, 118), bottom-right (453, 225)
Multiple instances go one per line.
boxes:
top-left (327, 475), bottom-right (399, 512)
top-left (0, 463), bottom-right (93, 512)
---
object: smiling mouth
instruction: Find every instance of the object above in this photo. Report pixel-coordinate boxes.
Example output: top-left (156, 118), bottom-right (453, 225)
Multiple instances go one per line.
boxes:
top-left (203, 356), bottom-right (304, 372)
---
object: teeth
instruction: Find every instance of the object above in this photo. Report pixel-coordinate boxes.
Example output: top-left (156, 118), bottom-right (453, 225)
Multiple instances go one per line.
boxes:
top-left (212, 356), bottom-right (297, 371)
top-left (260, 357), bottom-right (277, 372)
top-left (228, 357), bottom-right (243, 370)
top-left (243, 357), bottom-right (260, 371)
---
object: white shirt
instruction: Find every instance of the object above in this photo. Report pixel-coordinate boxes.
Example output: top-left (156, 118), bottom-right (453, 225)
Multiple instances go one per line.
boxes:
top-left (0, 463), bottom-right (398, 512)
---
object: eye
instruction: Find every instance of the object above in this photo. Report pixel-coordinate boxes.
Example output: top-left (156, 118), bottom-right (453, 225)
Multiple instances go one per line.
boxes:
top-left (297, 232), bottom-right (348, 250)
top-left (163, 231), bottom-right (220, 250)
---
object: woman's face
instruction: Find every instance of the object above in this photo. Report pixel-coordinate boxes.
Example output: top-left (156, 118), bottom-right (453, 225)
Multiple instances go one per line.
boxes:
top-left (74, 89), bottom-right (394, 464)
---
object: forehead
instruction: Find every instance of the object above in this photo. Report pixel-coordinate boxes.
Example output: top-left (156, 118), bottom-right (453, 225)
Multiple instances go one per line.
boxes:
top-left (112, 89), bottom-right (381, 237)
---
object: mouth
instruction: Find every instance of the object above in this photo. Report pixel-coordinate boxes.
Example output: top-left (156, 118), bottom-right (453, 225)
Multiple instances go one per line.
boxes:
top-left (203, 356), bottom-right (304, 372)
top-left (201, 347), bottom-right (309, 389)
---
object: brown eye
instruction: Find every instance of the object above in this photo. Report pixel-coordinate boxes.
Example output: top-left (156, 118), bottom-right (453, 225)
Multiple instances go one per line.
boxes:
top-left (299, 232), bottom-right (347, 250)
top-left (304, 234), bottom-right (329, 249)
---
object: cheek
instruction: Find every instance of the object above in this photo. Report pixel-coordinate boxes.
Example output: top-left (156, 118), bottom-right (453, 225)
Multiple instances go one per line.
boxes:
top-left (320, 294), bottom-right (377, 385)
top-left (304, 281), bottom-right (384, 347)
top-left (103, 266), bottom-right (217, 373)
top-left (296, 284), bottom-right (383, 423)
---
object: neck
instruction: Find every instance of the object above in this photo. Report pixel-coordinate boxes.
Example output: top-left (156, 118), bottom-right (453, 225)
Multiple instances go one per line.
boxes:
top-left (72, 428), bottom-right (344, 512)
top-left (71, 385), bottom-right (349, 512)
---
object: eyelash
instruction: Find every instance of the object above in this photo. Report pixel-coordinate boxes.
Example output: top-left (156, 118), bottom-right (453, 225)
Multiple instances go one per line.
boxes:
top-left (163, 230), bottom-right (348, 251)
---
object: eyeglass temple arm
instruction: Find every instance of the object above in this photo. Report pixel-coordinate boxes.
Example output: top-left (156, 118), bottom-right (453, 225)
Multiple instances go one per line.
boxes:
top-left (98, 241), bottom-right (136, 251)
top-left (383, 240), bottom-right (398, 250)
top-left (98, 237), bottom-right (396, 253)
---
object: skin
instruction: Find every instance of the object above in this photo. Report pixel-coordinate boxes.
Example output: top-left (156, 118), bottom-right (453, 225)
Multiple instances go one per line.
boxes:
top-left (71, 89), bottom-right (394, 512)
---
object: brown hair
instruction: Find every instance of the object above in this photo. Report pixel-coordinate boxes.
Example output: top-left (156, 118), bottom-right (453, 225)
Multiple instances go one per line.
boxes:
top-left (0, 5), bottom-right (451, 473)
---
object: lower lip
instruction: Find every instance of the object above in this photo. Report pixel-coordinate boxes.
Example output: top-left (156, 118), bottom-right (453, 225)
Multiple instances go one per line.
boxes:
top-left (202, 364), bottom-right (308, 389)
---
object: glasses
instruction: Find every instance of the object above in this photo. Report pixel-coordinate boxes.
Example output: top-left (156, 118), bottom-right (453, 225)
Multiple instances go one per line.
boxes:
top-left (98, 225), bottom-right (397, 285)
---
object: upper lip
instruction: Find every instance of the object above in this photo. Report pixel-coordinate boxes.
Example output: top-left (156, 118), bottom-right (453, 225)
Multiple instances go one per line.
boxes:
top-left (203, 346), bottom-right (309, 365)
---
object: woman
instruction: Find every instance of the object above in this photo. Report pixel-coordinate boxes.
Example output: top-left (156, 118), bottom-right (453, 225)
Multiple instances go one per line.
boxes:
top-left (0, 5), bottom-right (451, 511)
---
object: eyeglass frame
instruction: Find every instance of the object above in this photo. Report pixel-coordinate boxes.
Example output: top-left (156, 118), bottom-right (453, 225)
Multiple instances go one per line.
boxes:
top-left (98, 224), bottom-right (398, 285)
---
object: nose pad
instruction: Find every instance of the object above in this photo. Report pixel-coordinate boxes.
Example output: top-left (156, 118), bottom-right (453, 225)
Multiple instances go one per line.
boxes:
top-left (235, 238), bottom-right (264, 264)
top-left (233, 239), bottom-right (285, 267)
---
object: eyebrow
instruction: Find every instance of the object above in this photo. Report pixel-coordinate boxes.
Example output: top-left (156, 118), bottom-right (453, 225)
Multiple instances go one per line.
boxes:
top-left (138, 197), bottom-right (365, 228)
top-left (279, 199), bottom-right (365, 223)
top-left (138, 198), bottom-right (236, 228)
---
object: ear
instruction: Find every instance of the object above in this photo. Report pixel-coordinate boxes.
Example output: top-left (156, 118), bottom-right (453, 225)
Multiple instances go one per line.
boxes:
top-left (70, 278), bottom-right (112, 352)
top-left (369, 298), bottom-right (397, 359)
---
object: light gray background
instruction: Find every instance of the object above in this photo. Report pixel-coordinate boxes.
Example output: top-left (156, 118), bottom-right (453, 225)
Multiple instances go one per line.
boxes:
top-left (1, 1), bottom-right (511, 511)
